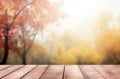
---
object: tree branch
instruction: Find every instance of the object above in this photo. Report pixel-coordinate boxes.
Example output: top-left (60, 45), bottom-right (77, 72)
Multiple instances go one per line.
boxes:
top-left (25, 28), bottom-right (38, 54)
top-left (10, 1), bottom-right (33, 28)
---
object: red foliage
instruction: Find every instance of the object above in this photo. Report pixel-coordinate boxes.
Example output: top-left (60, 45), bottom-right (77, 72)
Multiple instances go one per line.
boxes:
top-left (0, 0), bottom-right (64, 48)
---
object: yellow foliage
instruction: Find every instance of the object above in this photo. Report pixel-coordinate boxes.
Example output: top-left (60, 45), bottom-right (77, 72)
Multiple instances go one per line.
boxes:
top-left (95, 28), bottom-right (120, 64)
top-left (27, 42), bottom-right (48, 64)
top-left (51, 38), bottom-right (103, 64)
top-left (56, 51), bottom-right (76, 64)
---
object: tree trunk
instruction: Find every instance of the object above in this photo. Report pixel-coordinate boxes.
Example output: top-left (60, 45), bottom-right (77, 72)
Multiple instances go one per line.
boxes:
top-left (22, 53), bottom-right (27, 65)
top-left (1, 28), bottom-right (9, 64)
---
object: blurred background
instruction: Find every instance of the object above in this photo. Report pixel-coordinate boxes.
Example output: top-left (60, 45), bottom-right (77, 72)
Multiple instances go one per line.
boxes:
top-left (0, 0), bottom-right (120, 64)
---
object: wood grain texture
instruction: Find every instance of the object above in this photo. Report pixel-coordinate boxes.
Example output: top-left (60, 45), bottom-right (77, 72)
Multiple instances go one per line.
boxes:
top-left (0, 65), bottom-right (11, 71)
top-left (80, 65), bottom-right (105, 79)
top-left (0, 65), bottom-right (119, 79)
top-left (0, 65), bottom-right (23, 78)
top-left (21, 65), bottom-right (48, 79)
top-left (2, 65), bottom-right (36, 79)
top-left (99, 65), bottom-right (120, 79)
top-left (64, 65), bottom-right (84, 79)
top-left (40, 65), bottom-right (64, 79)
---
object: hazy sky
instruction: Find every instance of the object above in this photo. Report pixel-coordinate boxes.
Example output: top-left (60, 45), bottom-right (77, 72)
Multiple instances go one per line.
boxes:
top-left (37, 0), bottom-right (120, 42)
top-left (60, 0), bottom-right (120, 38)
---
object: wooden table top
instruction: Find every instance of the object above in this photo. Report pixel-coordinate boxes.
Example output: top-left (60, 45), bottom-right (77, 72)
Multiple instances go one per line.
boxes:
top-left (0, 65), bottom-right (119, 79)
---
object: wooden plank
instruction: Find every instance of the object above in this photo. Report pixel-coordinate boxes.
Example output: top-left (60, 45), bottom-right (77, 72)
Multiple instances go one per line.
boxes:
top-left (0, 65), bottom-right (11, 71)
top-left (98, 65), bottom-right (120, 79)
top-left (112, 65), bottom-right (120, 67)
top-left (21, 65), bottom-right (49, 79)
top-left (64, 65), bottom-right (84, 79)
top-left (79, 65), bottom-right (105, 79)
top-left (102, 65), bottom-right (120, 73)
top-left (40, 65), bottom-right (64, 79)
top-left (0, 65), bottom-right (23, 78)
top-left (0, 65), bottom-right (119, 79)
top-left (2, 65), bottom-right (36, 79)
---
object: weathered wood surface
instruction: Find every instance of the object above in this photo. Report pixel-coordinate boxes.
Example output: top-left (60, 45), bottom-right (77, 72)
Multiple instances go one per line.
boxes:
top-left (0, 65), bottom-right (119, 79)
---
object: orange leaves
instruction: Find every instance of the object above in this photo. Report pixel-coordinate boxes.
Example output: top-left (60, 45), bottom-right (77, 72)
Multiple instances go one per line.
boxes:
top-left (0, 14), bottom-right (5, 26)
top-left (0, 0), bottom-right (4, 11)
top-left (9, 28), bottom-right (20, 37)
top-left (0, 0), bottom-right (30, 27)
top-left (0, 0), bottom-right (64, 50)
top-left (28, 0), bottom-right (64, 26)
top-left (0, 29), bottom-right (4, 37)
top-left (0, 28), bottom-right (20, 38)
top-left (4, 0), bottom-right (27, 11)
top-left (0, 29), bottom-right (4, 48)
top-left (0, 0), bottom-right (64, 29)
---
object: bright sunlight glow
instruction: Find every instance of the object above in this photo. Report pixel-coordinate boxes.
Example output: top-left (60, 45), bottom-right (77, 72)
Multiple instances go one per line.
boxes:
top-left (58, 0), bottom-right (120, 41)
top-left (39, 0), bottom-right (120, 42)
top-left (59, 0), bottom-right (105, 41)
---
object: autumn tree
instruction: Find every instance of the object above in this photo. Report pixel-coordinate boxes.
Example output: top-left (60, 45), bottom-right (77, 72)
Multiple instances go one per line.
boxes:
top-left (95, 13), bottom-right (120, 64)
top-left (0, 0), bottom-right (33, 64)
top-left (0, 0), bottom-right (64, 64)
top-left (95, 28), bottom-right (120, 64)
top-left (18, 0), bottom-right (64, 64)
